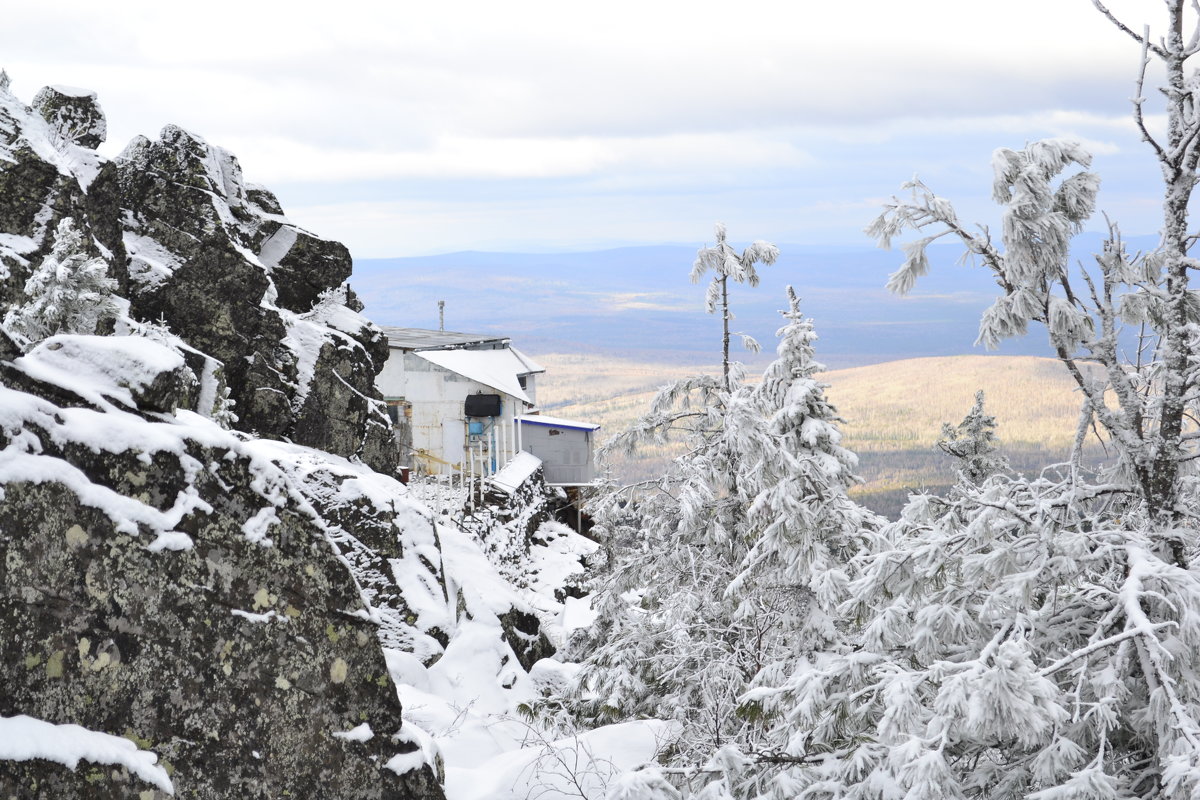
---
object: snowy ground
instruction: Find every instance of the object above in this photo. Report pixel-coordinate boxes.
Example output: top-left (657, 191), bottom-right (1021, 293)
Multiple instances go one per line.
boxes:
top-left (395, 478), bottom-right (668, 799)
top-left (388, 629), bottom-right (673, 800)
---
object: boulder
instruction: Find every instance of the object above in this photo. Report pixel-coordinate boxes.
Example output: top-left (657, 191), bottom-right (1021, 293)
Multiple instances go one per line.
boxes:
top-left (0, 352), bottom-right (444, 799)
top-left (32, 85), bottom-right (107, 149)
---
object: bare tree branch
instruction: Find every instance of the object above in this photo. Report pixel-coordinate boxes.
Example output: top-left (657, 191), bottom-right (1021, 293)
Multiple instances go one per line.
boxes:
top-left (1093, 0), bottom-right (1168, 56)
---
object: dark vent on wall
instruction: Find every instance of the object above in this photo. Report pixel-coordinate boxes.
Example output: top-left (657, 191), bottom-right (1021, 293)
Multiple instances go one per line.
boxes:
top-left (465, 394), bottom-right (501, 417)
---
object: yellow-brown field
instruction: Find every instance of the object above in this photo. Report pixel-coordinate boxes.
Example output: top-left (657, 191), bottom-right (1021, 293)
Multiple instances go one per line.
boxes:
top-left (534, 353), bottom-right (1104, 516)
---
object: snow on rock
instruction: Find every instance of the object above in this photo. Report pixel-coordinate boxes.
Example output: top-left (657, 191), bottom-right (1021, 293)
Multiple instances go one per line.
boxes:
top-left (386, 616), bottom-right (666, 800)
top-left (30, 86), bottom-right (106, 190)
top-left (332, 722), bottom-right (375, 742)
top-left (438, 462), bottom-right (596, 656)
top-left (559, 595), bottom-right (600, 635)
top-left (488, 451), bottom-right (543, 494)
top-left (18, 334), bottom-right (193, 412)
top-left (123, 231), bottom-right (183, 289)
top-left (392, 720), bottom-right (443, 779)
top-left (113, 109), bottom-right (394, 469)
top-left (146, 530), bottom-right (194, 552)
top-left (247, 437), bottom-right (454, 661)
top-left (0, 335), bottom-right (444, 798)
top-left (528, 522), bottom-right (599, 605)
top-left (0, 77), bottom-right (125, 293)
top-left (0, 714), bottom-right (173, 794)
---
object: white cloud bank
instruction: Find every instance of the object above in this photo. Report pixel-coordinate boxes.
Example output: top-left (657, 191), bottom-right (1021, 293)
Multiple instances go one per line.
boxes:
top-left (0, 0), bottom-right (1177, 254)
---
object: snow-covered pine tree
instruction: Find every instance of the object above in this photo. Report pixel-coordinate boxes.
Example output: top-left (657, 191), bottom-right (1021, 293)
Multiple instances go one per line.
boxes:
top-left (757, 3), bottom-right (1200, 798)
top-left (574, 279), bottom-right (878, 793)
top-left (937, 390), bottom-right (1008, 485)
top-left (731, 287), bottom-right (878, 674)
top-left (747, 455), bottom-right (1200, 798)
top-left (573, 357), bottom-right (766, 763)
top-left (4, 217), bottom-right (119, 345)
top-left (691, 222), bottom-right (779, 390)
top-left (572, 229), bottom-right (782, 759)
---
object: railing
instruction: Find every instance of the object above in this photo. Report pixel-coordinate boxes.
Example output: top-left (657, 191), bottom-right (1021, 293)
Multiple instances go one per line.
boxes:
top-left (409, 416), bottom-right (523, 507)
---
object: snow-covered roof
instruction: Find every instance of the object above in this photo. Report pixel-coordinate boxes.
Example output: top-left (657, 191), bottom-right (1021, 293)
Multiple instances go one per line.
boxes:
top-left (508, 346), bottom-right (545, 375)
top-left (416, 348), bottom-right (533, 403)
top-left (487, 451), bottom-right (543, 494)
top-left (379, 326), bottom-right (508, 351)
top-left (517, 414), bottom-right (600, 432)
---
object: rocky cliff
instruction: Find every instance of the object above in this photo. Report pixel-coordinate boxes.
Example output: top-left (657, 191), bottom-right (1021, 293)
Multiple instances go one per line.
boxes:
top-left (0, 77), bottom-right (561, 798)
top-left (0, 78), bottom-right (394, 470)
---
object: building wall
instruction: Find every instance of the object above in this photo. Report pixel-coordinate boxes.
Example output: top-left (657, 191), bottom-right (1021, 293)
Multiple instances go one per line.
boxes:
top-left (519, 423), bottom-right (596, 485)
top-left (377, 350), bottom-right (526, 475)
top-left (521, 373), bottom-right (538, 407)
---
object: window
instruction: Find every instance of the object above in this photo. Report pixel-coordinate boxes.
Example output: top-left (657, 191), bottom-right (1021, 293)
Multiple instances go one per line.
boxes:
top-left (384, 397), bottom-right (408, 426)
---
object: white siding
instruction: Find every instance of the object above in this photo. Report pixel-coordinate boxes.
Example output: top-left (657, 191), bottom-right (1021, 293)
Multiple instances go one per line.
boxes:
top-left (377, 350), bottom-right (527, 477)
top-left (518, 423), bottom-right (596, 485)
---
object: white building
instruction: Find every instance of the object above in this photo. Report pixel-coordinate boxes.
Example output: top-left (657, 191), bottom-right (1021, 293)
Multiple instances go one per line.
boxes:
top-left (516, 415), bottom-right (600, 486)
top-left (376, 326), bottom-right (544, 480)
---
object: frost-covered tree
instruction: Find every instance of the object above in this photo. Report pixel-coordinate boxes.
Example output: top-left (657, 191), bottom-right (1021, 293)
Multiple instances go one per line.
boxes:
top-left (575, 364), bottom-right (763, 761)
top-left (4, 217), bottom-right (118, 345)
top-left (574, 281), bottom-right (877, 785)
top-left (749, 465), bottom-right (1200, 799)
top-left (731, 287), bottom-right (878, 666)
top-left (691, 222), bottom-right (779, 390)
top-left (867, 2), bottom-right (1200, 551)
top-left (937, 390), bottom-right (1008, 485)
top-left (763, 3), bottom-right (1200, 798)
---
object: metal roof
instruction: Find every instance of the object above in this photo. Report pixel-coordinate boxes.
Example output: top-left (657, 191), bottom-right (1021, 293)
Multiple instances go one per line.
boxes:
top-left (379, 326), bottom-right (509, 351)
top-left (416, 349), bottom-right (533, 403)
top-left (516, 414), bottom-right (601, 431)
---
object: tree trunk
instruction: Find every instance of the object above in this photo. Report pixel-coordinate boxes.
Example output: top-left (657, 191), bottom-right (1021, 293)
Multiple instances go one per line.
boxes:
top-left (721, 274), bottom-right (731, 392)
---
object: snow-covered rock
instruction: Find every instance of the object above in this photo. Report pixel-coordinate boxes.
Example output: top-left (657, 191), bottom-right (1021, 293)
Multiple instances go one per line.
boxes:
top-left (0, 326), bottom-right (443, 798)
top-left (0, 77), bottom-right (449, 799)
top-left (0, 74), bottom-right (577, 800)
top-left (116, 124), bottom-right (394, 468)
top-left (0, 76), bottom-right (395, 470)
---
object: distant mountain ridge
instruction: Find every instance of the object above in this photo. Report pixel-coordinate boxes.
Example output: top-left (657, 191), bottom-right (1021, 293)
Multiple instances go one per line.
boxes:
top-left (354, 233), bottom-right (1159, 369)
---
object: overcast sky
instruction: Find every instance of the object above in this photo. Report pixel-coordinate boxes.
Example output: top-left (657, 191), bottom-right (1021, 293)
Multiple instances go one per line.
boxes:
top-left (0, 0), bottom-right (1177, 256)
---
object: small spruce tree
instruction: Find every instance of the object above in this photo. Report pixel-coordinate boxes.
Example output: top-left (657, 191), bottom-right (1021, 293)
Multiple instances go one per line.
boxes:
top-left (575, 281), bottom-right (877, 791)
top-left (937, 390), bottom-right (1008, 485)
top-left (4, 217), bottom-right (118, 346)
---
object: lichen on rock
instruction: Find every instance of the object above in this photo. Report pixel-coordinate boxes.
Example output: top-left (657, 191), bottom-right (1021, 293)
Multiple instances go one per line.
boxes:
top-left (0, 78), bottom-right (448, 799)
top-left (0, 76), bottom-right (564, 800)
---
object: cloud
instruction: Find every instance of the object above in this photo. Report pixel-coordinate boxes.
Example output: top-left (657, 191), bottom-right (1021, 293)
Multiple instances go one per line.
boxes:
top-left (212, 131), bottom-right (813, 183)
top-left (592, 292), bottom-right (697, 313)
top-left (0, 0), bottom-right (1172, 256)
top-left (3, 0), bottom-right (1146, 152)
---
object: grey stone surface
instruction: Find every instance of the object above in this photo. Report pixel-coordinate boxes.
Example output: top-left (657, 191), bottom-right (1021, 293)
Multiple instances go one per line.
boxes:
top-left (115, 125), bottom-right (396, 470)
top-left (0, 356), bottom-right (444, 798)
top-left (0, 82), bottom-right (446, 798)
